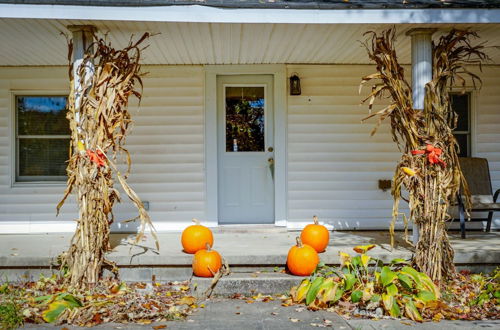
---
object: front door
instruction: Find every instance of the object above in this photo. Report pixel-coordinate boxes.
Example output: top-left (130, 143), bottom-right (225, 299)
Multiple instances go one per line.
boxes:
top-left (217, 75), bottom-right (275, 224)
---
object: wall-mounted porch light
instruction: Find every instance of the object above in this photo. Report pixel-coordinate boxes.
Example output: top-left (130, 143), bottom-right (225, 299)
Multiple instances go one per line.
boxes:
top-left (289, 73), bottom-right (301, 95)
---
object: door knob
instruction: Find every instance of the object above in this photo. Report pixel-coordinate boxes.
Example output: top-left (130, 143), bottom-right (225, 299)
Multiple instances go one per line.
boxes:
top-left (267, 146), bottom-right (274, 152)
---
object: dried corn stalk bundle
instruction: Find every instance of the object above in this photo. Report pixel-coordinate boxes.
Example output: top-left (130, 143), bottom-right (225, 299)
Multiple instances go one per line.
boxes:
top-left (360, 28), bottom-right (486, 281)
top-left (57, 33), bottom-right (157, 288)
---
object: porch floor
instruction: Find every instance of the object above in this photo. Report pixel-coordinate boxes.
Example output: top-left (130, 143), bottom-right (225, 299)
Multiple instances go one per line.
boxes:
top-left (1, 229), bottom-right (498, 269)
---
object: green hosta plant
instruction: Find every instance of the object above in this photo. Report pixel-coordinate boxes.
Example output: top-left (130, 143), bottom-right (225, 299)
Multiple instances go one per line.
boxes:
top-left (289, 244), bottom-right (440, 321)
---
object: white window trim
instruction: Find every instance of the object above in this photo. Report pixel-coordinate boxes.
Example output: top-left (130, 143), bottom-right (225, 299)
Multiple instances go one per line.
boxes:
top-left (10, 90), bottom-right (70, 187)
top-left (449, 88), bottom-right (476, 157)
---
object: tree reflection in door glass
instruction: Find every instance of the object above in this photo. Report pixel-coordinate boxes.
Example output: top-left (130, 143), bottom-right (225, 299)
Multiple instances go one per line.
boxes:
top-left (225, 86), bottom-right (265, 152)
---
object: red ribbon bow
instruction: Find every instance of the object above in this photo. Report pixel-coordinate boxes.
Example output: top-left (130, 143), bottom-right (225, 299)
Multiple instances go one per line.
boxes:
top-left (411, 144), bottom-right (446, 167)
top-left (86, 149), bottom-right (106, 167)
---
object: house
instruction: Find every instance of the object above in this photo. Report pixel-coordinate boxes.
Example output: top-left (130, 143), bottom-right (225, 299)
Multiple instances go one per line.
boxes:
top-left (0, 0), bottom-right (499, 234)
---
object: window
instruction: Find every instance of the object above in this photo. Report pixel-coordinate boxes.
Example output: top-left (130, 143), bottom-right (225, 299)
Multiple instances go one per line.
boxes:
top-left (225, 86), bottom-right (265, 152)
top-left (15, 95), bottom-right (69, 182)
top-left (450, 93), bottom-right (471, 157)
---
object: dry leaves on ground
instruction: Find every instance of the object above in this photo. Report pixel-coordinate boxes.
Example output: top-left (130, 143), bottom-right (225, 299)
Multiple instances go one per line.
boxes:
top-left (0, 276), bottom-right (198, 327)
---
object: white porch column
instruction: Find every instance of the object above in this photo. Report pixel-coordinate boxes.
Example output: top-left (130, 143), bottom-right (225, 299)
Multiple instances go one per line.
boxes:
top-left (406, 28), bottom-right (436, 245)
top-left (67, 25), bottom-right (95, 138)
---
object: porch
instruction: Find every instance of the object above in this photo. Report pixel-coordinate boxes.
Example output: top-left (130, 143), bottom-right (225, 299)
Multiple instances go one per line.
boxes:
top-left (0, 17), bottom-right (499, 233)
top-left (1, 229), bottom-right (498, 294)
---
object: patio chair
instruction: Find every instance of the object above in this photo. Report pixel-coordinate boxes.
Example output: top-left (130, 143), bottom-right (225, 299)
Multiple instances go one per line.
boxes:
top-left (456, 157), bottom-right (500, 238)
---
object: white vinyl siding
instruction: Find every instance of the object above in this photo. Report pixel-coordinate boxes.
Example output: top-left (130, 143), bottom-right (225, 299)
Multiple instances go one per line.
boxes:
top-left (0, 64), bottom-right (498, 232)
top-left (0, 65), bottom-right (205, 231)
top-left (286, 64), bottom-right (500, 230)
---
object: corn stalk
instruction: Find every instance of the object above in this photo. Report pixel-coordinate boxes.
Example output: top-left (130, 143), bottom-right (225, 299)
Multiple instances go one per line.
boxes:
top-left (57, 33), bottom-right (158, 288)
top-left (360, 28), bottom-right (487, 281)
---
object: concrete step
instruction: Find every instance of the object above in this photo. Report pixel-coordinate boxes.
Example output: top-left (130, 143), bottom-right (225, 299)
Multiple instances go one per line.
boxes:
top-left (1, 231), bottom-right (498, 282)
top-left (190, 272), bottom-right (303, 298)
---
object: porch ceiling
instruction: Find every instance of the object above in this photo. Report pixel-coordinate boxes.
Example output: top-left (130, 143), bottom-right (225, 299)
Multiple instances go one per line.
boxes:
top-left (1, 18), bottom-right (499, 66)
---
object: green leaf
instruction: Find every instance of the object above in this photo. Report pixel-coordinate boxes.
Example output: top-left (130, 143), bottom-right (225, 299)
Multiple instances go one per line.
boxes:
top-left (390, 258), bottom-right (409, 265)
top-left (306, 277), bottom-right (324, 305)
top-left (417, 290), bottom-right (436, 303)
top-left (351, 290), bottom-right (363, 303)
top-left (382, 293), bottom-right (400, 317)
top-left (386, 283), bottom-right (398, 296)
top-left (351, 256), bottom-right (361, 268)
top-left (390, 301), bottom-right (401, 318)
top-left (471, 274), bottom-right (484, 282)
top-left (400, 266), bottom-right (422, 286)
top-left (382, 293), bottom-right (392, 311)
top-left (370, 294), bottom-right (381, 303)
top-left (417, 273), bottom-right (440, 299)
top-left (343, 273), bottom-right (357, 291)
top-left (320, 282), bottom-right (338, 304)
top-left (404, 299), bottom-right (423, 322)
top-left (397, 273), bottom-right (413, 290)
top-left (380, 266), bottom-right (397, 287)
top-left (334, 287), bottom-right (344, 302)
top-left (0, 283), bottom-right (8, 294)
top-left (42, 300), bottom-right (72, 323)
top-left (34, 295), bottom-right (54, 303)
top-left (60, 294), bottom-right (82, 307)
top-left (493, 290), bottom-right (500, 299)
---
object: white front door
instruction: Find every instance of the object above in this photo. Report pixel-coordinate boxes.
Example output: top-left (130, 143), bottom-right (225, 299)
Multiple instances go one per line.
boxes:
top-left (217, 75), bottom-right (275, 224)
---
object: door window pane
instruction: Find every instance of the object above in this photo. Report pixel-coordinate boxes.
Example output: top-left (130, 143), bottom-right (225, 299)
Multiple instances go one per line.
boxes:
top-left (225, 86), bottom-right (265, 152)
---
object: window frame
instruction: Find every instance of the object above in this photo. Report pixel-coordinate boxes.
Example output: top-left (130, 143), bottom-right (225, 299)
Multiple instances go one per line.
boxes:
top-left (449, 90), bottom-right (476, 158)
top-left (11, 90), bottom-right (70, 186)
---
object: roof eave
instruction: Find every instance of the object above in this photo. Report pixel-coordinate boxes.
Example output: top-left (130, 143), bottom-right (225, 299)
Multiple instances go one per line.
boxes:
top-left (1, 4), bottom-right (500, 24)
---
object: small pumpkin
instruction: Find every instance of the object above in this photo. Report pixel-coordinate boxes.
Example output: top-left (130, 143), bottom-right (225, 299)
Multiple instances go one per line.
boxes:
top-left (192, 244), bottom-right (222, 277)
top-left (300, 215), bottom-right (330, 253)
top-left (181, 218), bottom-right (214, 254)
top-left (287, 237), bottom-right (319, 276)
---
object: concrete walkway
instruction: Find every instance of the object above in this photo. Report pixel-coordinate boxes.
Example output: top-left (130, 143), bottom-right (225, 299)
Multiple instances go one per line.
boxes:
top-left (21, 299), bottom-right (500, 329)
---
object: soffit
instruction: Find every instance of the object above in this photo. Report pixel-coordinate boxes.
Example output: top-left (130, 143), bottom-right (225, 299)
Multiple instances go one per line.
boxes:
top-left (0, 19), bottom-right (499, 66)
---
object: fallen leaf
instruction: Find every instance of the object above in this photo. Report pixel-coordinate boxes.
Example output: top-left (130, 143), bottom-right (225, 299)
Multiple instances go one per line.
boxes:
top-left (152, 325), bottom-right (166, 329)
top-left (178, 296), bottom-right (196, 306)
top-left (290, 318), bottom-right (300, 323)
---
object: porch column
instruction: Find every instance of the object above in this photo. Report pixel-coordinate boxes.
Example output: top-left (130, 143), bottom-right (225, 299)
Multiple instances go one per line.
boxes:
top-left (406, 28), bottom-right (436, 244)
top-left (67, 25), bottom-right (96, 132)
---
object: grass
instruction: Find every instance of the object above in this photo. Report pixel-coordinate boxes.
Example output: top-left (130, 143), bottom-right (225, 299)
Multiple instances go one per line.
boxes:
top-left (0, 301), bottom-right (23, 330)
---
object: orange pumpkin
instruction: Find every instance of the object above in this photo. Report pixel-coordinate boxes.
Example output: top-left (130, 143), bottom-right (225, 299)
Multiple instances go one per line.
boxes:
top-left (287, 237), bottom-right (319, 276)
top-left (192, 244), bottom-right (222, 277)
top-left (181, 218), bottom-right (214, 254)
top-left (300, 215), bottom-right (330, 253)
